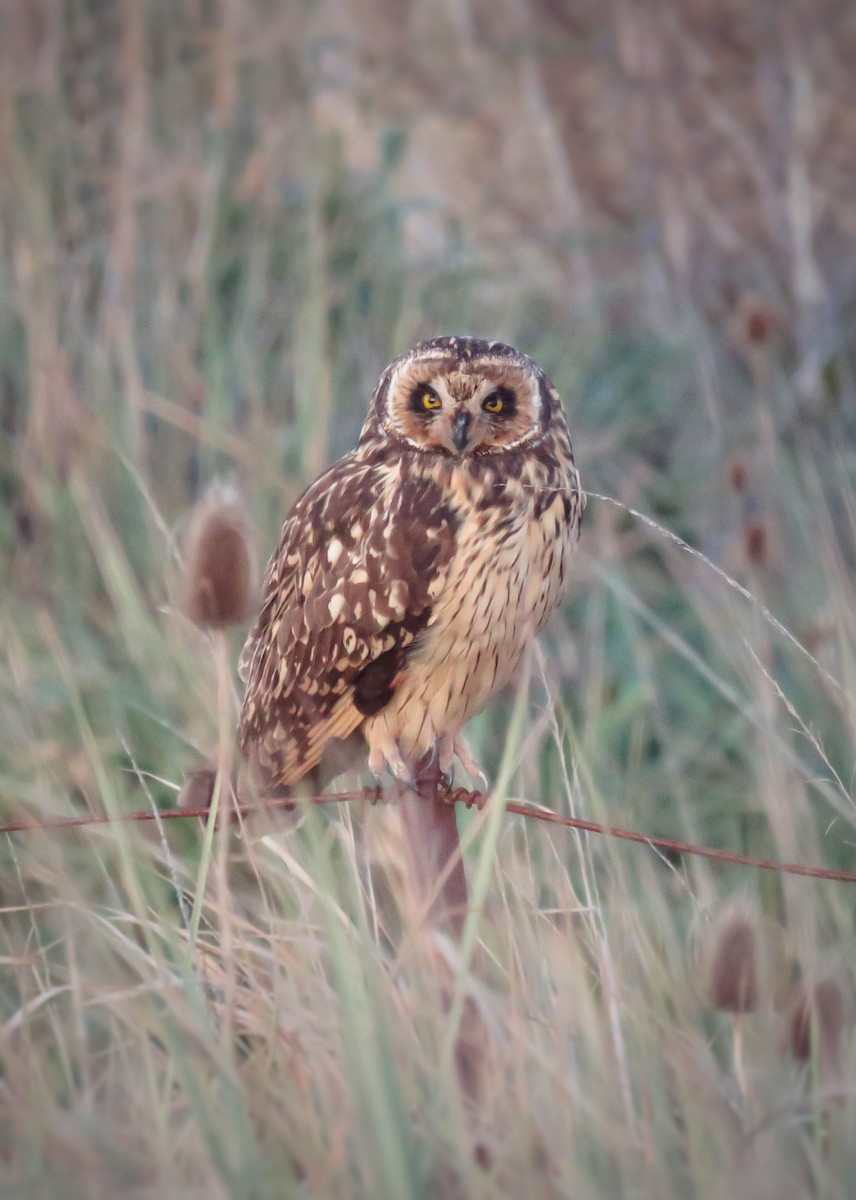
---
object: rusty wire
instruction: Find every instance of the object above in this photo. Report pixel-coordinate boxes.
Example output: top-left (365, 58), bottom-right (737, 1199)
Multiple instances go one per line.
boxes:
top-left (1, 788), bottom-right (854, 884)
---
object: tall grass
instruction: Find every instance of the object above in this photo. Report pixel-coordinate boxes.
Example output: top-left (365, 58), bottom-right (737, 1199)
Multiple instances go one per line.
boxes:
top-left (1, 4), bottom-right (855, 1196)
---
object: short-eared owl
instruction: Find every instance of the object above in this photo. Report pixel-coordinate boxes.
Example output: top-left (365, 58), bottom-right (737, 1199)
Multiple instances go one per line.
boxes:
top-left (239, 336), bottom-right (584, 794)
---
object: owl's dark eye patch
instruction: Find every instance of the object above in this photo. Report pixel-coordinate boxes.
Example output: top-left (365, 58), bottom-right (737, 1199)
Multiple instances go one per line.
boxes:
top-left (481, 386), bottom-right (516, 416)
top-left (410, 384), bottom-right (442, 413)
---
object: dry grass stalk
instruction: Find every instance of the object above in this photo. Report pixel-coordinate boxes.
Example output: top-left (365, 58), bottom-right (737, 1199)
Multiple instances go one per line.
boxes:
top-left (181, 482), bottom-right (257, 1047)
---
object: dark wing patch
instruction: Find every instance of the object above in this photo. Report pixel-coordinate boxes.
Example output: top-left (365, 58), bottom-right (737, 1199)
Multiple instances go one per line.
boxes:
top-left (353, 648), bottom-right (402, 717)
top-left (351, 608), bottom-right (426, 716)
top-left (238, 453), bottom-right (458, 790)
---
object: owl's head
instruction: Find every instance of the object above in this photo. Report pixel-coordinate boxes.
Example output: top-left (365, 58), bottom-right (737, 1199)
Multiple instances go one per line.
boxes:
top-left (361, 336), bottom-right (566, 458)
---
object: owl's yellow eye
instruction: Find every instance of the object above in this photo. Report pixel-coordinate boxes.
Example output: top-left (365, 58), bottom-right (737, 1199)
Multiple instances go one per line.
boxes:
top-left (420, 390), bottom-right (442, 411)
top-left (482, 393), bottom-right (504, 414)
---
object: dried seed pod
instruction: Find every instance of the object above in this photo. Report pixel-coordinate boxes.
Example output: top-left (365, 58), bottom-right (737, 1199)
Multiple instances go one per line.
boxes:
top-left (728, 293), bottom-right (784, 364)
top-left (177, 766), bottom-right (243, 825)
top-left (705, 902), bottom-right (763, 1014)
top-left (183, 484), bottom-right (258, 629)
top-left (788, 973), bottom-right (853, 1065)
top-left (729, 461), bottom-right (748, 494)
top-left (744, 519), bottom-right (769, 567)
top-left (176, 766), bottom-right (217, 811)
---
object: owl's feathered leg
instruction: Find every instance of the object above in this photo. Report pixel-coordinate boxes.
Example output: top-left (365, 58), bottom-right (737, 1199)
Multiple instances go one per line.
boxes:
top-left (397, 750), bottom-right (468, 935)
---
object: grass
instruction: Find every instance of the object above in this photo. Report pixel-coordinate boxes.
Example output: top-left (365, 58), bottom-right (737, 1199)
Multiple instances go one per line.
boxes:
top-left (1, 3), bottom-right (856, 1196)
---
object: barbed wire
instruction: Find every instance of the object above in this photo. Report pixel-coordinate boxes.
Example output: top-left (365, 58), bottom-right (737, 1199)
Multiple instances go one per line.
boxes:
top-left (2, 788), bottom-right (855, 884)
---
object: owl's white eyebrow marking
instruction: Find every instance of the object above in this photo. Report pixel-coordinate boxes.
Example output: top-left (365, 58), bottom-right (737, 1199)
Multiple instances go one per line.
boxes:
top-left (471, 381), bottom-right (495, 403)
top-left (431, 378), bottom-right (456, 406)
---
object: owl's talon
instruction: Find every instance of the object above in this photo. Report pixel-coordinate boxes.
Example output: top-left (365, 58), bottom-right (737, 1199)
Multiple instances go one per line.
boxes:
top-left (368, 737), bottom-right (414, 787)
top-left (450, 734), bottom-right (483, 782)
top-left (433, 764), bottom-right (456, 801)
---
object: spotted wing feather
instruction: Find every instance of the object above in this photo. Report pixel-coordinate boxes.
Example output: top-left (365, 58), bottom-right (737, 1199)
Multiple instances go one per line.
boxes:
top-left (238, 453), bottom-right (458, 791)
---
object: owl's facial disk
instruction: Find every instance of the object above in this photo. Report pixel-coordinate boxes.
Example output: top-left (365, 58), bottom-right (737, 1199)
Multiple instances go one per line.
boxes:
top-left (385, 357), bottom-right (542, 456)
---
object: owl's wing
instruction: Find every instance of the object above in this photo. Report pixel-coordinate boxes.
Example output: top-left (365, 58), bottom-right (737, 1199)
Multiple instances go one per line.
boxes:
top-left (238, 453), bottom-right (458, 791)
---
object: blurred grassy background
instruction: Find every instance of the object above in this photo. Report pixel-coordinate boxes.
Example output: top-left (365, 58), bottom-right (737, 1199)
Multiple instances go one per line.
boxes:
top-left (1, 1), bottom-right (855, 1196)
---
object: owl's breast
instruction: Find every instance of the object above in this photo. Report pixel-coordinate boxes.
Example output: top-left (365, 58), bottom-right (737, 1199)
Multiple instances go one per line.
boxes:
top-left (397, 461), bottom-right (579, 734)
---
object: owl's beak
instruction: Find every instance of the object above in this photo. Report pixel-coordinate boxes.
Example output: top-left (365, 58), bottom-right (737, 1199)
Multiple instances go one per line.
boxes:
top-left (451, 410), bottom-right (472, 453)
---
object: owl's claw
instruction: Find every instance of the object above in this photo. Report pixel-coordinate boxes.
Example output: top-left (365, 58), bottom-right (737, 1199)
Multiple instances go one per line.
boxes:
top-left (436, 733), bottom-right (486, 791)
top-left (472, 765), bottom-right (490, 794)
top-left (368, 736), bottom-right (412, 784)
top-left (366, 730), bottom-right (487, 801)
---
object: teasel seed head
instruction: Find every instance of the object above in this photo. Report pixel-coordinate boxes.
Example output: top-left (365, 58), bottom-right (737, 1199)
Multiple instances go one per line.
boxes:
top-left (744, 519), bottom-right (769, 567)
top-left (704, 901), bottom-right (764, 1015)
top-left (183, 483), bottom-right (258, 630)
top-left (177, 766), bottom-right (217, 812)
top-left (788, 973), bottom-right (853, 1065)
